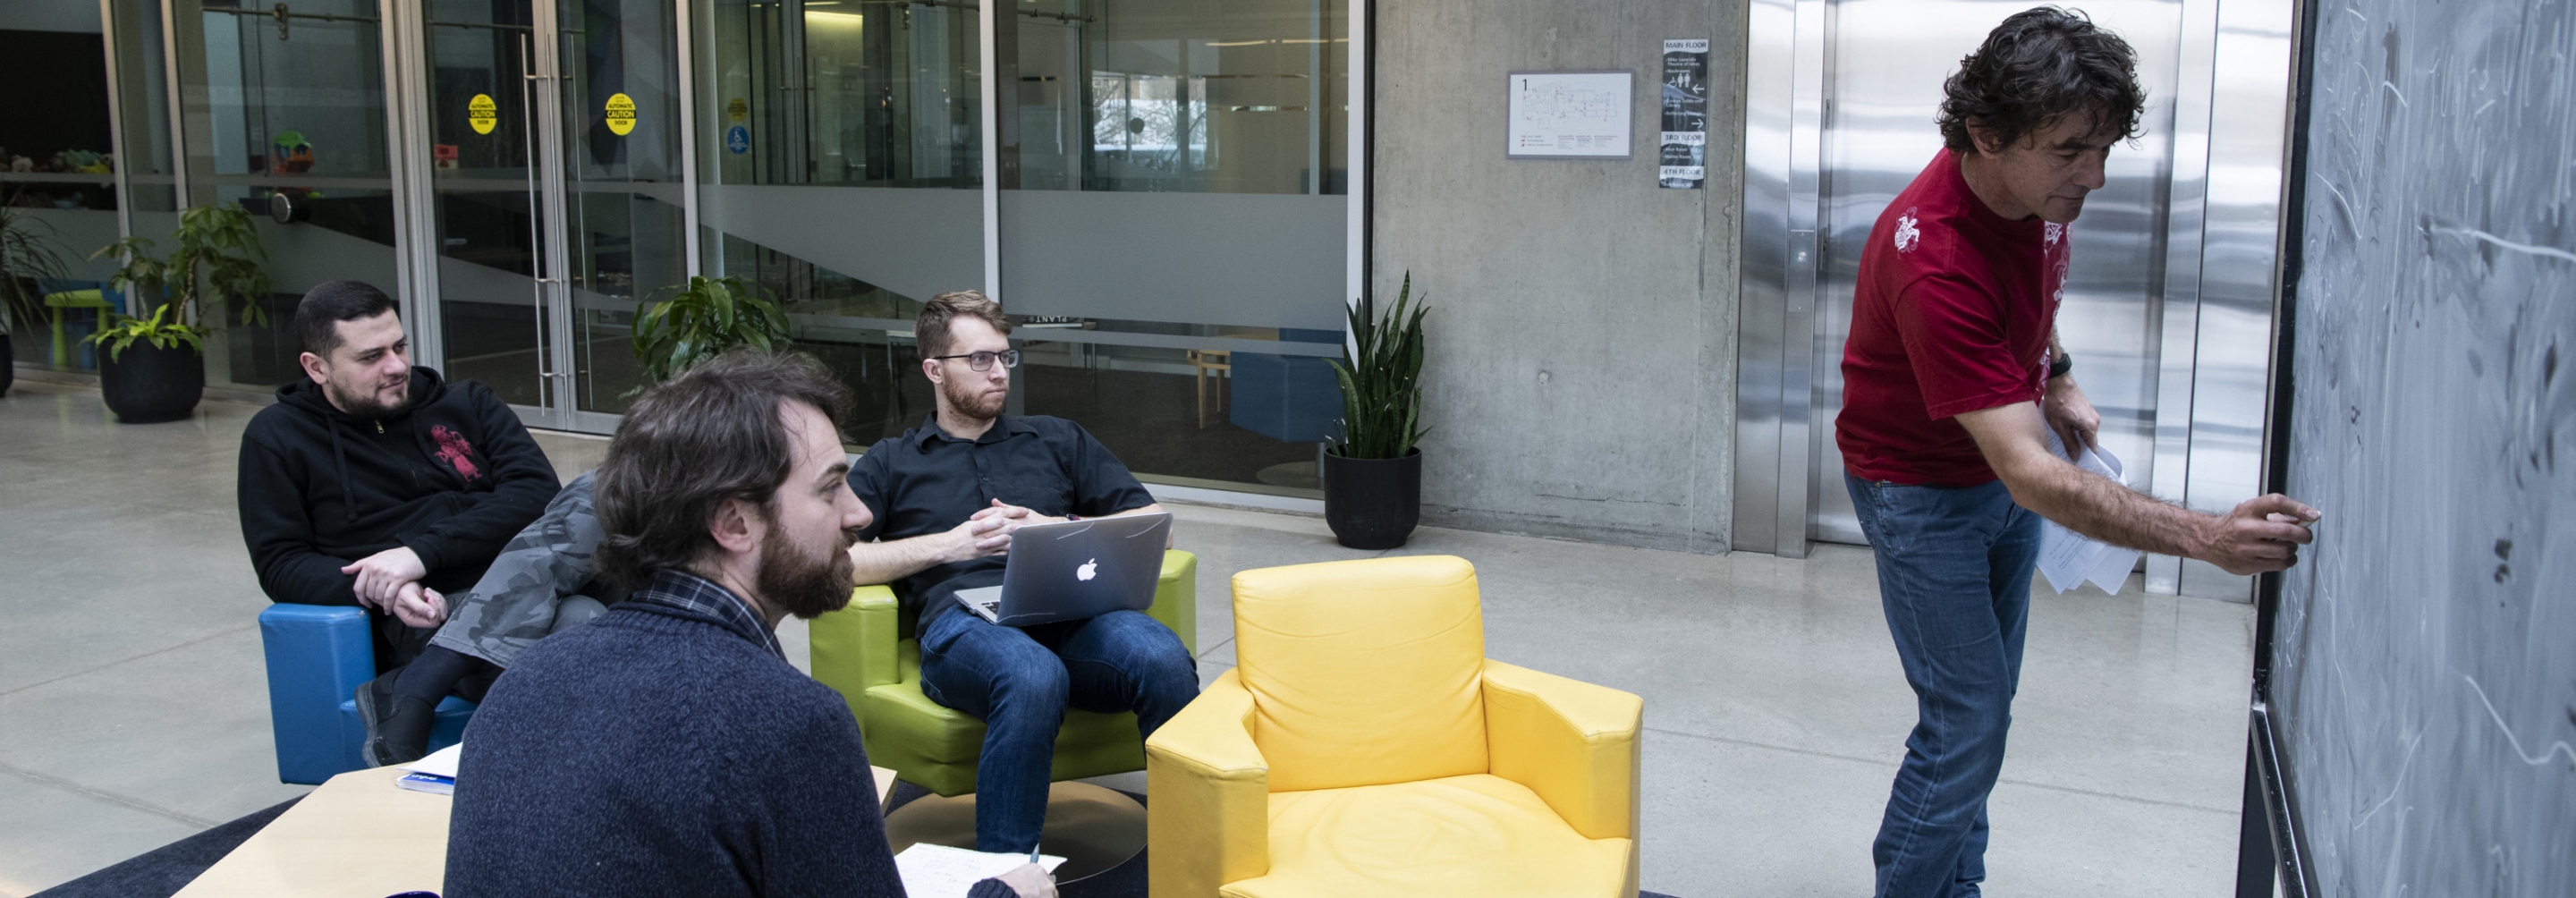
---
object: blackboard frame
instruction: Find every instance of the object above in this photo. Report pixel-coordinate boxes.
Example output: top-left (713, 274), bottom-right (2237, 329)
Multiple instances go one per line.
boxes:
top-left (2236, 0), bottom-right (2326, 894)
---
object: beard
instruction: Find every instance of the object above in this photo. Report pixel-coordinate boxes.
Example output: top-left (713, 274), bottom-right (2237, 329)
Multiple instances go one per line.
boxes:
top-left (938, 374), bottom-right (1006, 421)
top-left (326, 372), bottom-right (411, 419)
top-left (757, 519), bottom-right (861, 620)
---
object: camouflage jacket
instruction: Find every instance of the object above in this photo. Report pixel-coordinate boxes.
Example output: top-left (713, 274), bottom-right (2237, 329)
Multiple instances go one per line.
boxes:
top-left (429, 472), bottom-right (617, 668)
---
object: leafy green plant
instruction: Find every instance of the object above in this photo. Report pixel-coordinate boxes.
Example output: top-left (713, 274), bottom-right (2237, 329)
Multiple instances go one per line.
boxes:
top-left (86, 301), bottom-right (205, 361)
top-left (1326, 272), bottom-right (1430, 460)
top-left (91, 201), bottom-right (274, 340)
top-left (631, 275), bottom-right (792, 384)
top-left (0, 196), bottom-right (74, 336)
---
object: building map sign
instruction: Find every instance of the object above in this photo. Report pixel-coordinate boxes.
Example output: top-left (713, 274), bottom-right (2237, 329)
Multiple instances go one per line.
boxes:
top-left (1505, 71), bottom-right (1631, 158)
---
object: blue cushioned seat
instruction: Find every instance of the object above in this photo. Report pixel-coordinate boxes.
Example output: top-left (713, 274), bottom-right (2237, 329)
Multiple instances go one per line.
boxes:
top-left (258, 604), bottom-right (473, 784)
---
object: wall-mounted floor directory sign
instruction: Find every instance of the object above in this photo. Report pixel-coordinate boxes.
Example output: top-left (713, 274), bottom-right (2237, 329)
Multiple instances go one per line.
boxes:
top-left (1506, 71), bottom-right (1632, 158)
top-left (1659, 39), bottom-right (1708, 188)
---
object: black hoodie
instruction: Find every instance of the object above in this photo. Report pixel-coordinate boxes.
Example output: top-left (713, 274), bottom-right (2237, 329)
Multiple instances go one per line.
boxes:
top-left (237, 366), bottom-right (560, 609)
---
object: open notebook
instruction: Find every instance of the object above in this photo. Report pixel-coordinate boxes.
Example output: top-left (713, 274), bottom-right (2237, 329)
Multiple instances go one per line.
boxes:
top-left (893, 843), bottom-right (1065, 898)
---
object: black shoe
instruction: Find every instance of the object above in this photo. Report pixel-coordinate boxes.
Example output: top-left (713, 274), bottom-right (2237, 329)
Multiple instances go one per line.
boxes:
top-left (355, 671), bottom-right (436, 767)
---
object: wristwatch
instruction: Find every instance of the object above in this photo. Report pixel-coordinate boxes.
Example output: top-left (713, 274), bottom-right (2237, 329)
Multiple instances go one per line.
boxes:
top-left (2047, 352), bottom-right (2074, 380)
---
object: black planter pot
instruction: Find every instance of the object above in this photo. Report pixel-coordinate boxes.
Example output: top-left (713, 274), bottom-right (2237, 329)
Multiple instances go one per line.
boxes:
top-left (99, 339), bottom-right (205, 423)
top-left (1322, 448), bottom-right (1422, 550)
top-left (0, 334), bottom-right (14, 397)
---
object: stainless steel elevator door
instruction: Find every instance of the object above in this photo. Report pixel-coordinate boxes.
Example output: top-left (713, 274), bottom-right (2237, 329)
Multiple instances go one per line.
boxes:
top-left (1805, 0), bottom-right (2182, 544)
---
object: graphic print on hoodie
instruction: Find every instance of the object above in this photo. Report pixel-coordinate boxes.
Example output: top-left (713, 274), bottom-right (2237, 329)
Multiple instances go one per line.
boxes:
top-left (431, 425), bottom-right (485, 484)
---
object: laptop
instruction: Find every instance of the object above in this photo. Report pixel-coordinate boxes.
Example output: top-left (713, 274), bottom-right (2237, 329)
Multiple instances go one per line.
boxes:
top-left (953, 513), bottom-right (1173, 626)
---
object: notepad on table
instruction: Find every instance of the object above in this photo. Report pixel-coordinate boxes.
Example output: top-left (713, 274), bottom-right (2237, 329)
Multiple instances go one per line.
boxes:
top-left (393, 742), bottom-right (463, 795)
top-left (892, 843), bottom-right (1064, 898)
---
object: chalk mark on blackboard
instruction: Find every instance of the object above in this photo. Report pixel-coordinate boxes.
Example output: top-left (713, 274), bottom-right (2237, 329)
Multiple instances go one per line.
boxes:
top-left (2464, 674), bottom-right (2576, 767)
top-left (2430, 225), bottom-right (2576, 265)
top-left (2352, 728), bottom-right (2424, 829)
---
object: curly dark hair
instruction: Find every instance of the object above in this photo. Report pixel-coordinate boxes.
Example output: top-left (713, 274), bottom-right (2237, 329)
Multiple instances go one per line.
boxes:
top-left (591, 348), bottom-right (853, 590)
top-left (1938, 7), bottom-right (2145, 154)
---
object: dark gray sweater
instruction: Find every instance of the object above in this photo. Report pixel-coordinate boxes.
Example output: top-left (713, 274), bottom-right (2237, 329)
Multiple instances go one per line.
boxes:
top-left (444, 572), bottom-right (1013, 897)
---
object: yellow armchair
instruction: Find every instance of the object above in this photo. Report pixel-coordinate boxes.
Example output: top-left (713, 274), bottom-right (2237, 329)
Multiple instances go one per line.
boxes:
top-left (1147, 555), bottom-right (1642, 898)
top-left (809, 549), bottom-right (1199, 797)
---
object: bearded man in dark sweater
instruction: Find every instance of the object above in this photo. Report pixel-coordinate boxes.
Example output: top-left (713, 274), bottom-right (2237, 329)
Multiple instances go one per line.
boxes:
top-left (445, 350), bottom-right (1050, 898)
top-left (237, 281), bottom-right (559, 764)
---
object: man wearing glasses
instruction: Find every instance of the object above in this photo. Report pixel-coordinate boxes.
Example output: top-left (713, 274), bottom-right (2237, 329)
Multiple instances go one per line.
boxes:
top-left (843, 290), bottom-right (1199, 855)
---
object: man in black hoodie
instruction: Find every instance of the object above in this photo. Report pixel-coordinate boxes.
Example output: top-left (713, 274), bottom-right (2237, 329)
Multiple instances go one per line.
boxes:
top-left (237, 280), bottom-right (559, 764)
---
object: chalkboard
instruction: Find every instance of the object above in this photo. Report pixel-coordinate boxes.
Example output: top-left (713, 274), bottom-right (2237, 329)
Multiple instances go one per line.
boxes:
top-left (2267, 0), bottom-right (2576, 893)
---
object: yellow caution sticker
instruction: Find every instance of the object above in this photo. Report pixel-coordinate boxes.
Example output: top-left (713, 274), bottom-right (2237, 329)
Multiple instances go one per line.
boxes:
top-left (467, 93), bottom-right (497, 135)
top-left (604, 92), bottom-right (637, 136)
top-left (727, 97), bottom-right (748, 122)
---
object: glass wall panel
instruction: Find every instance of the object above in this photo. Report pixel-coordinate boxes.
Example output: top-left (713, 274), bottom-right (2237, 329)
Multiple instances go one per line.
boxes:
top-left (180, 0), bottom-right (401, 390)
top-left (695, 0), bottom-right (984, 442)
top-left (109, 0), bottom-right (180, 217)
top-left (26, 0), bottom-right (1356, 498)
top-left (997, 0), bottom-right (1349, 494)
top-left (2, 3), bottom-right (128, 373)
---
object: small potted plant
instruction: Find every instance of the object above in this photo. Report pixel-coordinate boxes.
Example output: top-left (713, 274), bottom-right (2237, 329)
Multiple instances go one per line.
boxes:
top-left (630, 274), bottom-right (792, 385)
top-left (1323, 273), bottom-right (1430, 549)
top-left (1, 199), bottom-right (76, 396)
top-left (88, 202), bottom-right (271, 422)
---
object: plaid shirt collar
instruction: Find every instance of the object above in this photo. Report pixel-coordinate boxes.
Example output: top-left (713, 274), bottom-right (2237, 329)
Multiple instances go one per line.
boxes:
top-left (628, 569), bottom-right (785, 659)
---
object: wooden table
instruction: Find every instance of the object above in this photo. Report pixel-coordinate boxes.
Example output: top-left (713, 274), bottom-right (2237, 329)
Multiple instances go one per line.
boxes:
top-left (174, 765), bottom-right (900, 897)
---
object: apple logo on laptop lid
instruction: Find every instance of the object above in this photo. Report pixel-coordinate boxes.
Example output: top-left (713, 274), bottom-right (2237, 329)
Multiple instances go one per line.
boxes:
top-left (1077, 559), bottom-right (1097, 581)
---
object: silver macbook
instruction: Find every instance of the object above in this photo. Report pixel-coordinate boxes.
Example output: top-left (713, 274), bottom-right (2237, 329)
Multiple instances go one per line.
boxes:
top-left (953, 513), bottom-right (1172, 626)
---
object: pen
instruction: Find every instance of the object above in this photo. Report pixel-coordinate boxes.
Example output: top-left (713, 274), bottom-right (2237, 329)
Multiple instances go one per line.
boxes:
top-left (1030, 842), bottom-right (1042, 867)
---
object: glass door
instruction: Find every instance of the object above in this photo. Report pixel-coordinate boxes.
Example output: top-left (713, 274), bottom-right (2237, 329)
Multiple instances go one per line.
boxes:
top-left (420, 0), bottom-right (677, 432)
top-left (553, 0), bottom-right (684, 419)
top-left (423, 0), bottom-right (556, 422)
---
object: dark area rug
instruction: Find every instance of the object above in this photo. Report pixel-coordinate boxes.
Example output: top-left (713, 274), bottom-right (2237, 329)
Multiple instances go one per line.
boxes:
top-left (39, 786), bottom-right (1682, 898)
top-left (30, 796), bottom-right (303, 898)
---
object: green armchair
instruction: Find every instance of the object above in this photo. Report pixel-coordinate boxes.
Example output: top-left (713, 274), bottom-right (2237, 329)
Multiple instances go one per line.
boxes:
top-left (809, 550), bottom-right (1199, 796)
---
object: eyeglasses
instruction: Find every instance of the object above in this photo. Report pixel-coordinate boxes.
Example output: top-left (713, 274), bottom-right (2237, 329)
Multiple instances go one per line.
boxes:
top-left (928, 349), bottom-right (1021, 371)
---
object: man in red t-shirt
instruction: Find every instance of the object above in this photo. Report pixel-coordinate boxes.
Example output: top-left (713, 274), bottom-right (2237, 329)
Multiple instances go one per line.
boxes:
top-left (1835, 10), bottom-right (2318, 896)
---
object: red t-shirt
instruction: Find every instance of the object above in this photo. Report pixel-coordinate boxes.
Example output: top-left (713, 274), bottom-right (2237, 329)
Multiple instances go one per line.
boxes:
top-left (1836, 149), bottom-right (2068, 486)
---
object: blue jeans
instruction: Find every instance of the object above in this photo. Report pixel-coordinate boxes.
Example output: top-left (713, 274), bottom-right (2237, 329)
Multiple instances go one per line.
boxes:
top-left (917, 607), bottom-right (1199, 852)
top-left (1845, 473), bottom-right (2041, 898)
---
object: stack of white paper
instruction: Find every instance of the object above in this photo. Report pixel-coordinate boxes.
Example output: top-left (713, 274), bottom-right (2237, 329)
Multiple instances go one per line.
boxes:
top-left (2037, 431), bottom-right (2144, 595)
top-left (892, 843), bottom-right (1066, 898)
top-left (394, 742), bottom-right (463, 795)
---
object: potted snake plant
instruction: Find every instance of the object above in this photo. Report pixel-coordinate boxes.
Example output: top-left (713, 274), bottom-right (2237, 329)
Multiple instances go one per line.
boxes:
top-left (89, 202), bottom-right (272, 422)
top-left (1323, 273), bottom-right (1430, 549)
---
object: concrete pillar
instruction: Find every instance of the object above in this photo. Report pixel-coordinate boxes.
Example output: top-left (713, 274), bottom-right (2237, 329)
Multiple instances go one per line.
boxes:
top-left (1372, 0), bottom-right (1747, 552)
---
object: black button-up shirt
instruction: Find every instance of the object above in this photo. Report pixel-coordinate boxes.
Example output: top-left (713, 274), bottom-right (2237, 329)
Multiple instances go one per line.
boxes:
top-left (848, 414), bottom-right (1155, 631)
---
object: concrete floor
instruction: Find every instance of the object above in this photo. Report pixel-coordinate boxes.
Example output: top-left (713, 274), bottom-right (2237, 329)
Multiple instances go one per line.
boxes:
top-left (0, 377), bottom-right (2258, 896)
